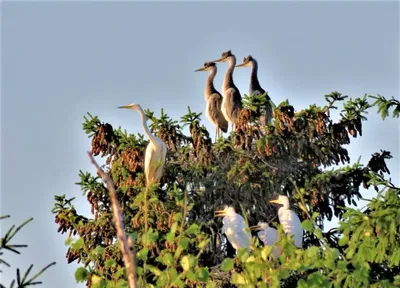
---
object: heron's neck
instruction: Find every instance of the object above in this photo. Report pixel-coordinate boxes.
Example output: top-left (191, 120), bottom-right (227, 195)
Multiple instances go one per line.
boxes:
top-left (223, 56), bottom-right (236, 91)
top-left (136, 106), bottom-right (157, 144)
top-left (205, 68), bottom-right (217, 101)
top-left (250, 60), bottom-right (263, 95)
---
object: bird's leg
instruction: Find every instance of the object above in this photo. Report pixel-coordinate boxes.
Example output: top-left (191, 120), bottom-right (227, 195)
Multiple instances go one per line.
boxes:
top-left (215, 126), bottom-right (218, 143)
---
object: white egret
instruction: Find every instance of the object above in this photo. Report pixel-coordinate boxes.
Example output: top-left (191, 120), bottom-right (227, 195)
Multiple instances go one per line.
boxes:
top-left (214, 206), bottom-right (251, 250)
top-left (269, 195), bottom-right (303, 248)
top-left (250, 222), bottom-right (281, 257)
top-left (118, 103), bottom-right (167, 187)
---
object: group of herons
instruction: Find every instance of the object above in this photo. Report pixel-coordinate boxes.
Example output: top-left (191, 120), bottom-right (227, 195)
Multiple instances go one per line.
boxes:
top-left (118, 50), bottom-right (303, 255)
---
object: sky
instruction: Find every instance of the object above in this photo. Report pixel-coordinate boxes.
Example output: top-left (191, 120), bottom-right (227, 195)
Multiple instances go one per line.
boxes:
top-left (1, 1), bottom-right (399, 287)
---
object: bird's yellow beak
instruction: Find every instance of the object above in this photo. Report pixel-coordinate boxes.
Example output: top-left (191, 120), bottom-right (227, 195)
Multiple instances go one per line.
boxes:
top-left (249, 225), bottom-right (262, 231)
top-left (269, 199), bottom-right (281, 205)
top-left (211, 57), bottom-right (224, 63)
top-left (214, 210), bottom-right (227, 217)
top-left (195, 67), bottom-right (207, 72)
top-left (235, 63), bottom-right (246, 68)
top-left (117, 105), bottom-right (130, 109)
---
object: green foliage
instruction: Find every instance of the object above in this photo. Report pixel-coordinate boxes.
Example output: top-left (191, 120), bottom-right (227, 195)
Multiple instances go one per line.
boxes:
top-left (52, 93), bottom-right (399, 287)
top-left (369, 94), bottom-right (400, 120)
top-left (0, 215), bottom-right (55, 288)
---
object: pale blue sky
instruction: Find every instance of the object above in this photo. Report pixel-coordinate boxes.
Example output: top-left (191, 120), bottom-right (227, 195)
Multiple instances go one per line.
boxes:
top-left (1, 1), bottom-right (399, 287)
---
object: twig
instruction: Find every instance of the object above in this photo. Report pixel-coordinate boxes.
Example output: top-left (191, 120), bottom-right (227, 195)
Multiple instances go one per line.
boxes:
top-left (87, 152), bottom-right (138, 288)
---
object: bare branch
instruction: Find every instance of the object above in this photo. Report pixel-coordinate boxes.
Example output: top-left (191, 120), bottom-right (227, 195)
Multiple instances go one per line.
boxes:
top-left (87, 152), bottom-right (138, 288)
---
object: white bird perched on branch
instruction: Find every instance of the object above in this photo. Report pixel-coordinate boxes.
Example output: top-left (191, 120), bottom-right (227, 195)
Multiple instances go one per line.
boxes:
top-left (250, 222), bottom-right (281, 257)
top-left (269, 195), bottom-right (303, 248)
top-left (214, 206), bottom-right (251, 251)
top-left (118, 103), bottom-right (167, 187)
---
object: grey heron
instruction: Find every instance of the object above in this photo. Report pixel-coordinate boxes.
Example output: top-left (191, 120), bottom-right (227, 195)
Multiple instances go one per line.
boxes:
top-left (236, 55), bottom-right (273, 125)
top-left (195, 62), bottom-right (229, 142)
top-left (118, 103), bottom-right (167, 187)
top-left (211, 50), bottom-right (243, 131)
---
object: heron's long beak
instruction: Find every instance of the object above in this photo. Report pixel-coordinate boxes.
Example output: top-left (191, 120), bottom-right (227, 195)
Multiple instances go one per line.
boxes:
top-left (214, 210), bottom-right (227, 217)
top-left (249, 225), bottom-right (262, 231)
top-left (269, 199), bottom-right (281, 204)
top-left (117, 105), bottom-right (130, 109)
top-left (211, 57), bottom-right (224, 63)
top-left (235, 63), bottom-right (246, 68)
top-left (195, 67), bottom-right (206, 72)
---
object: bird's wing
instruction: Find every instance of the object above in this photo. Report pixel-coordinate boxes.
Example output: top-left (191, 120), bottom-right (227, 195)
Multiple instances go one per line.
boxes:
top-left (281, 210), bottom-right (303, 248)
top-left (224, 88), bottom-right (242, 122)
top-left (145, 140), bottom-right (167, 183)
top-left (207, 94), bottom-right (228, 132)
top-left (265, 227), bottom-right (278, 246)
top-left (289, 210), bottom-right (303, 247)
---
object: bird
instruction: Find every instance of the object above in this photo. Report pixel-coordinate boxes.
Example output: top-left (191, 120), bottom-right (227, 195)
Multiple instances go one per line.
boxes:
top-left (214, 206), bottom-right (251, 251)
top-left (212, 50), bottom-right (243, 131)
top-left (250, 222), bottom-right (281, 257)
top-left (269, 195), bottom-right (303, 248)
top-left (195, 62), bottom-right (229, 142)
top-left (118, 103), bottom-right (167, 187)
top-left (236, 55), bottom-right (273, 125)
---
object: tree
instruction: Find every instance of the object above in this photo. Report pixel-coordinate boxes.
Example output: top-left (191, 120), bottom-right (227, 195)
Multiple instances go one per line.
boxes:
top-left (0, 215), bottom-right (56, 288)
top-left (52, 92), bottom-right (400, 287)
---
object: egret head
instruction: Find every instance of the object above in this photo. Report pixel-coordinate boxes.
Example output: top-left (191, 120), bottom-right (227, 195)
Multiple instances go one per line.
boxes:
top-left (214, 206), bottom-right (236, 217)
top-left (212, 50), bottom-right (235, 63)
top-left (118, 103), bottom-right (141, 111)
top-left (269, 195), bottom-right (290, 209)
top-left (194, 62), bottom-right (217, 72)
top-left (250, 222), bottom-right (269, 231)
top-left (236, 55), bottom-right (254, 68)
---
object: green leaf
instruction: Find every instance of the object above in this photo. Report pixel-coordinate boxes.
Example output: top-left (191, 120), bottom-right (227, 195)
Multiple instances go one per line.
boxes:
top-left (106, 259), bottom-right (116, 267)
top-left (178, 237), bottom-right (190, 250)
top-left (302, 219), bottom-right (313, 232)
top-left (185, 223), bottom-right (200, 235)
top-left (339, 235), bottom-right (349, 247)
top-left (72, 238), bottom-right (85, 250)
top-left (75, 267), bottom-right (88, 283)
top-left (186, 270), bottom-right (196, 281)
top-left (64, 237), bottom-right (73, 246)
top-left (180, 255), bottom-right (190, 271)
top-left (116, 279), bottom-right (129, 288)
top-left (94, 246), bottom-right (105, 256)
top-left (221, 258), bottom-right (235, 272)
top-left (206, 282), bottom-right (217, 288)
top-left (196, 267), bottom-right (209, 282)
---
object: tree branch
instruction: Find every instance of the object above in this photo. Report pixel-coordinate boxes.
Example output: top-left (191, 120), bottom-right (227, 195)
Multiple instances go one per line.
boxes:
top-left (87, 152), bottom-right (138, 288)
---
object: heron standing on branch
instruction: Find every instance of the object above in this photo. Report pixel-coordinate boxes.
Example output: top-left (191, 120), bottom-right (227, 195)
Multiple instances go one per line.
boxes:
top-left (236, 55), bottom-right (273, 125)
top-left (118, 103), bottom-right (167, 187)
top-left (214, 206), bottom-right (251, 251)
top-left (270, 195), bottom-right (303, 248)
top-left (195, 62), bottom-right (228, 142)
top-left (212, 50), bottom-right (242, 131)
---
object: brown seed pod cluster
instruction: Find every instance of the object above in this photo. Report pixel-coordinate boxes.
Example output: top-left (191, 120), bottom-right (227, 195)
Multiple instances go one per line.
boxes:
top-left (54, 209), bottom-right (87, 235)
top-left (189, 121), bottom-right (213, 165)
top-left (120, 147), bottom-right (144, 174)
top-left (66, 247), bottom-right (81, 264)
top-left (315, 112), bottom-right (330, 136)
top-left (234, 109), bottom-right (263, 150)
top-left (331, 122), bottom-right (350, 145)
top-left (158, 125), bottom-right (183, 152)
top-left (91, 123), bottom-right (118, 157)
top-left (274, 105), bottom-right (295, 133)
